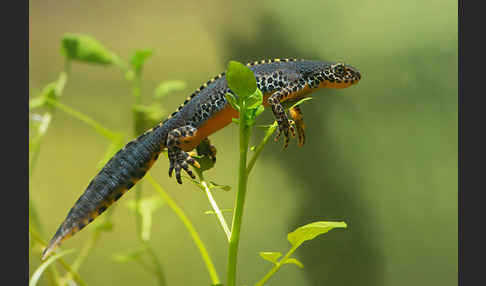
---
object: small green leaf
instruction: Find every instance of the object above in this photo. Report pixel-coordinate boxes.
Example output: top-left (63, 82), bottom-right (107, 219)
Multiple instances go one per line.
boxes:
top-left (283, 257), bottom-right (304, 268)
top-left (226, 61), bottom-right (257, 100)
top-left (254, 104), bottom-right (265, 117)
top-left (154, 80), bottom-right (187, 99)
top-left (34, 113), bottom-right (51, 136)
top-left (287, 221), bottom-right (347, 247)
top-left (29, 113), bottom-right (52, 151)
top-left (260, 251), bottom-right (282, 263)
top-left (61, 33), bottom-right (121, 66)
top-left (29, 96), bottom-right (46, 110)
top-left (288, 97), bottom-right (314, 110)
top-left (231, 118), bottom-right (240, 124)
top-left (126, 196), bottom-right (164, 241)
top-left (40, 82), bottom-right (58, 107)
top-left (225, 92), bottom-right (240, 111)
top-left (29, 249), bottom-right (75, 286)
top-left (209, 181), bottom-right (231, 191)
top-left (130, 49), bottom-right (152, 75)
top-left (246, 88), bottom-right (263, 109)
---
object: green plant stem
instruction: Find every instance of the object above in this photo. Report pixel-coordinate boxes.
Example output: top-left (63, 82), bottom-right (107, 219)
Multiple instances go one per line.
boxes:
top-left (29, 141), bottom-right (43, 178)
top-left (201, 180), bottom-right (231, 241)
top-left (136, 255), bottom-right (157, 274)
top-left (146, 174), bottom-right (221, 285)
top-left (30, 222), bottom-right (59, 286)
top-left (71, 223), bottom-right (103, 272)
top-left (254, 245), bottom-right (299, 286)
top-left (142, 241), bottom-right (167, 286)
top-left (62, 206), bottom-right (116, 284)
top-left (29, 228), bottom-right (87, 286)
top-left (130, 71), bottom-right (167, 286)
top-left (134, 184), bottom-right (143, 239)
top-left (131, 69), bottom-right (143, 241)
top-left (227, 103), bottom-right (252, 286)
top-left (45, 97), bottom-right (119, 141)
top-left (247, 122), bottom-right (278, 175)
top-left (29, 68), bottom-right (70, 286)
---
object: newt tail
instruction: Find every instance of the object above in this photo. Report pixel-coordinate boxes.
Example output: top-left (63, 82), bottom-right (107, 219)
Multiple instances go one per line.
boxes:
top-left (42, 58), bottom-right (361, 259)
top-left (41, 125), bottom-right (169, 259)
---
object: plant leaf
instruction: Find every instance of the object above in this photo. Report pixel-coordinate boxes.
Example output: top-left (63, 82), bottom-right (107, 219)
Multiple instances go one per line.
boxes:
top-left (29, 96), bottom-right (46, 110)
top-left (208, 181), bottom-right (231, 192)
top-left (283, 258), bottom-right (304, 268)
top-left (126, 196), bottom-right (164, 241)
top-left (287, 221), bottom-right (347, 247)
top-left (154, 80), bottom-right (187, 99)
top-left (130, 49), bottom-right (152, 75)
top-left (226, 61), bottom-right (257, 100)
top-left (246, 88), bottom-right (263, 109)
top-left (225, 92), bottom-right (240, 111)
top-left (29, 249), bottom-right (75, 286)
top-left (288, 97), bottom-right (314, 110)
top-left (254, 104), bottom-right (265, 117)
top-left (259, 251), bottom-right (282, 264)
top-left (61, 33), bottom-right (121, 66)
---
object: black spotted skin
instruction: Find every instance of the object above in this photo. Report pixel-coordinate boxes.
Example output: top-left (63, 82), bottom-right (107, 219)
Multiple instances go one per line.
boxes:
top-left (42, 58), bottom-right (361, 259)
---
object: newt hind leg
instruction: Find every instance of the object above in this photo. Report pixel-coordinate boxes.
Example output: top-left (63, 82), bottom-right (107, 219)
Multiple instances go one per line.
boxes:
top-left (289, 105), bottom-right (306, 147)
top-left (167, 125), bottom-right (201, 184)
top-left (196, 138), bottom-right (217, 163)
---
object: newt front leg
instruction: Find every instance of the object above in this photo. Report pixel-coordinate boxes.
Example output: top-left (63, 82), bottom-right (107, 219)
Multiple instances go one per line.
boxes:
top-left (267, 83), bottom-right (302, 148)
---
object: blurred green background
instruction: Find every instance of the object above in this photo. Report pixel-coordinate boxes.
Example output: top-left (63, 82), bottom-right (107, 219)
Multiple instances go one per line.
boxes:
top-left (29, 0), bottom-right (457, 285)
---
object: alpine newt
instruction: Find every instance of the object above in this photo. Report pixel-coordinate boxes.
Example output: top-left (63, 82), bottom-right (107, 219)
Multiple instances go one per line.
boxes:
top-left (42, 58), bottom-right (362, 259)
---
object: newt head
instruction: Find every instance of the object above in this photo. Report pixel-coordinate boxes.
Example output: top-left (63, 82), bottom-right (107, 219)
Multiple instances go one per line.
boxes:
top-left (301, 61), bottom-right (361, 89)
top-left (319, 62), bottom-right (362, 89)
top-left (332, 62), bottom-right (361, 83)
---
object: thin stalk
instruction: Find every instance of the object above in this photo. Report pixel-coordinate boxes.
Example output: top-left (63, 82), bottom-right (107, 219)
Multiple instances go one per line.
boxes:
top-left (254, 245), bottom-right (299, 286)
top-left (44, 98), bottom-right (118, 141)
top-left (29, 228), bottom-right (87, 286)
top-left (201, 180), bottom-right (231, 241)
top-left (227, 103), bottom-right (251, 286)
top-left (29, 141), bottom-right (43, 178)
top-left (247, 122), bottom-right (278, 175)
top-left (131, 72), bottom-right (166, 285)
top-left (142, 241), bottom-right (167, 286)
top-left (146, 174), bottom-right (221, 285)
top-left (63, 206), bottom-right (116, 284)
top-left (70, 224), bottom-right (103, 272)
top-left (131, 70), bottom-right (143, 240)
top-left (135, 256), bottom-right (157, 274)
top-left (30, 223), bottom-right (59, 286)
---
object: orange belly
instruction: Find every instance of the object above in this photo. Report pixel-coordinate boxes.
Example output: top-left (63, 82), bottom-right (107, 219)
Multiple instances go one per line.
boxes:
top-left (179, 106), bottom-right (239, 151)
top-left (178, 88), bottom-right (314, 151)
